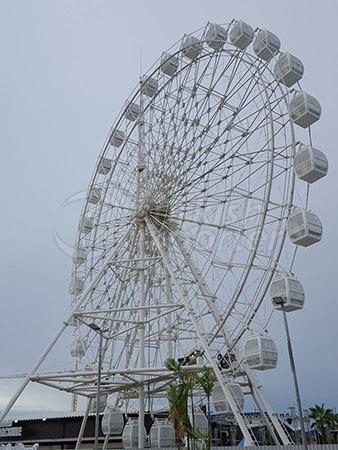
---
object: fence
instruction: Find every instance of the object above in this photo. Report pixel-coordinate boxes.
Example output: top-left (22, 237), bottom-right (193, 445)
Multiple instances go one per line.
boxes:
top-left (102, 446), bottom-right (338, 450)
top-left (110, 446), bottom-right (338, 450)
top-left (214, 446), bottom-right (338, 450)
top-left (1, 445), bottom-right (39, 450)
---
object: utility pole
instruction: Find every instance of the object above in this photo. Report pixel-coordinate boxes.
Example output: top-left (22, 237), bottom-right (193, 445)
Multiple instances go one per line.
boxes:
top-left (275, 300), bottom-right (308, 450)
top-left (89, 323), bottom-right (105, 450)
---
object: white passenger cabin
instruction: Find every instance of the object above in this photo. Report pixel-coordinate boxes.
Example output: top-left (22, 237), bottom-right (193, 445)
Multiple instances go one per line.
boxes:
top-left (289, 92), bottom-right (321, 128)
top-left (87, 187), bottom-right (101, 205)
top-left (212, 382), bottom-right (244, 413)
top-left (125, 102), bottom-right (140, 121)
top-left (270, 274), bottom-right (305, 312)
top-left (98, 157), bottom-right (112, 175)
top-left (230, 20), bottom-right (254, 50)
top-left (206, 23), bottom-right (227, 50)
top-left (294, 145), bottom-right (328, 183)
top-left (161, 53), bottom-right (179, 76)
top-left (110, 129), bottom-right (125, 147)
top-left (122, 418), bottom-right (146, 449)
top-left (150, 418), bottom-right (175, 448)
top-left (141, 77), bottom-right (158, 98)
top-left (181, 35), bottom-right (203, 60)
top-left (68, 276), bottom-right (84, 296)
top-left (188, 405), bottom-right (208, 434)
top-left (72, 247), bottom-right (87, 265)
top-left (101, 407), bottom-right (125, 435)
top-left (287, 208), bottom-right (323, 247)
top-left (244, 334), bottom-right (278, 370)
top-left (274, 52), bottom-right (304, 87)
top-left (70, 337), bottom-right (86, 358)
top-left (91, 395), bottom-right (108, 413)
top-left (253, 29), bottom-right (280, 61)
top-left (79, 216), bottom-right (94, 234)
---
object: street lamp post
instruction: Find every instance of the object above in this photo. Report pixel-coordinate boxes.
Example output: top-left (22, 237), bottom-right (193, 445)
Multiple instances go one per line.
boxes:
top-left (89, 323), bottom-right (105, 450)
top-left (275, 300), bottom-right (308, 450)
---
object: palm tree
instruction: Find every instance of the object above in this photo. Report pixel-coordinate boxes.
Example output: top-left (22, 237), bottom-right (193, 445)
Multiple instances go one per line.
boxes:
top-left (165, 358), bottom-right (192, 449)
top-left (325, 409), bottom-right (337, 443)
top-left (309, 403), bottom-right (336, 443)
top-left (197, 367), bottom-right (216, 449)
top-left (186, 371), bottom-right (198, 450)
top-left (167, 381), bottom-right (189, 448)
top-left (333, 413), bottom-right (338, 444)
top-left (309, 404), bottom-right (326, 443)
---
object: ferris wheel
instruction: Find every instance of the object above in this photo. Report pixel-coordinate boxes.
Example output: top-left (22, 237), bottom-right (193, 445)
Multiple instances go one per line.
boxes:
top-left (1, 19), bottom-right (328, 448)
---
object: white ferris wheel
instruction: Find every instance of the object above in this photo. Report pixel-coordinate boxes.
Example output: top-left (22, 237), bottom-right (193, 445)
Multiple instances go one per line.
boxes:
top-left (1, 19), bottom-right (328, 448)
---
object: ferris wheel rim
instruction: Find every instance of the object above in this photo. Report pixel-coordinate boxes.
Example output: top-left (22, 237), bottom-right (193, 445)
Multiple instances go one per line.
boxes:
top-left (69, 20), bottom-right (313, 385)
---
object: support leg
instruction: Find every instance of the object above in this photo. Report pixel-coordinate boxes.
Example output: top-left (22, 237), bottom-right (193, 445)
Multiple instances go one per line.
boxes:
top-left (146, 218), bottom-right (257, 446)
top-left (102, 434), bottom-right (110, 449)
top-left (282, 306), bottom-right (307, 450)
top-left (0, 228), bottom-right (132, 423)
top-left (165, 269), bottom-right (173, 359)
top-left (138, 222), bottom-right (146, 449)
top-left (173, 230), bottom-right (292, 445)
top-left (75, 397), bottom-right (93, 450)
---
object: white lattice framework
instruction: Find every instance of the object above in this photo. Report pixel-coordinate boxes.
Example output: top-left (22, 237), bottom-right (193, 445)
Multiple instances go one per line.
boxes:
top-left (0, 20), bottom-right (326, 448)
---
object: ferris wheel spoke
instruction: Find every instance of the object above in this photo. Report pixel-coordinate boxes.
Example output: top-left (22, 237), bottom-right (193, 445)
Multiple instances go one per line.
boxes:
top-left (187, 85), bottom-right (285, 178)
top-left (151, 74), bottom-right (224, 184)
top-left (96, 214), bottom-right (134, 229)
top-left (169, 117), bottom-right (290, 210)
top-left (168, 103), bottom-right (275, 205)
top-left (173, 196), bottom-right (284, 306)
top-left (221, 54), bottom-right (266, 99)
top-left (169, 215), bottom-right (243, 234)
top-left (147, 54), bottom-right (252, 190)
top-left (170, 158), bottom-right (270, 212)
top-left (171, 224), bottom-right (242, 273)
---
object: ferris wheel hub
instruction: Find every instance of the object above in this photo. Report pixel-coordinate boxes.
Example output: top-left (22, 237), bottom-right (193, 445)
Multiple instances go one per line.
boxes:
top-left (136, 208), bottom-right (147, 221)
top-left (135, 200), bottom-right (171, 226)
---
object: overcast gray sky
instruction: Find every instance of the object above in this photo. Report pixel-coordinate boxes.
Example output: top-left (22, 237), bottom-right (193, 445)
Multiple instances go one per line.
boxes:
top-left (0, 0), bottom-right (337, 416)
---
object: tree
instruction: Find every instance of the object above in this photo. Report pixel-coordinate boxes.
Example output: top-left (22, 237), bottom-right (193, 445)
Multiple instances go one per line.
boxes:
top-left (186, 370), bottom-right (198, 450)
top-left (324, 409), bottom-right (337, 443)
top-left (165, 358), bottom-right (192, 449)
top-left (309, 403), bottom-right (336, 443)
top-left (197, 367), bottom-right (216, 449)
top-left (167, 381), bottom-right (189, 448)
top-left (333, 413), bottom-right (338, 444)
